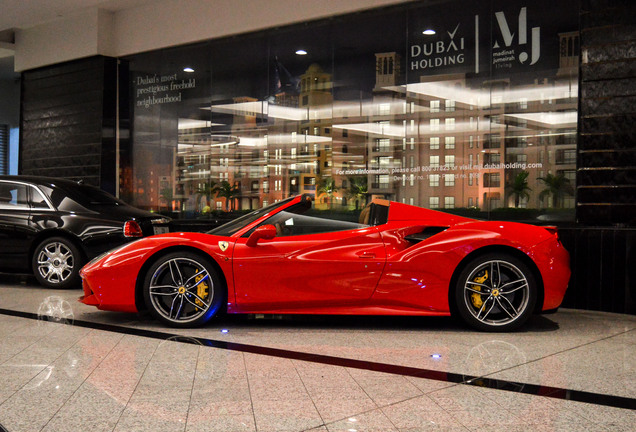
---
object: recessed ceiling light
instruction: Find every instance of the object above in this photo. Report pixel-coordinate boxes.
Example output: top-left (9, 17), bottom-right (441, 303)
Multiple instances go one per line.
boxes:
top-left (423, 29), bottom-right (436, 35)
top-left (295, 49), bottom-right (308, 55)
top-left (184, 67), bottom-right (195, 73)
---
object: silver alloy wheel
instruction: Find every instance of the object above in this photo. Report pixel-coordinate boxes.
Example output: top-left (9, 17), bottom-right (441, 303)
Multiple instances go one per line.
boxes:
top-left (462, 259), bottom-right (530, 327)
top-left (36, 241), bottom-right (75, 285)
top-left (148, 257), bottom-right (214, 324)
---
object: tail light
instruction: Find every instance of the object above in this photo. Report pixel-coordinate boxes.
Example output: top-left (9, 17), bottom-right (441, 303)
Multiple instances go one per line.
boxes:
top-left (123, 220), bottom-right (143, 237)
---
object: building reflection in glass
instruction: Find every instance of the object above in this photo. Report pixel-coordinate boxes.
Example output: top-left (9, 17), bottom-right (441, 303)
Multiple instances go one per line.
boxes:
top-left (129, 7), bottom-right (578, 222)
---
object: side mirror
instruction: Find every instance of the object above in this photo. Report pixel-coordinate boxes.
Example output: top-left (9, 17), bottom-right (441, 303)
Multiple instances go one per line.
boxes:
top-left (246, 224), bottom-right (277, 247)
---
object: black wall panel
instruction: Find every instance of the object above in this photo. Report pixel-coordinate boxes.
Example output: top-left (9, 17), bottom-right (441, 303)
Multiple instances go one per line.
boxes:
top-left (100, 58), bottom-right (118, 195)
top-left (578, 1), bottom-right (636, 226)
top-left (0, 124), bottom-right (7, 174)
top-left (19, 56), bottom-right (117, 189)
top-left (560, 228), bottom-right (635, 314)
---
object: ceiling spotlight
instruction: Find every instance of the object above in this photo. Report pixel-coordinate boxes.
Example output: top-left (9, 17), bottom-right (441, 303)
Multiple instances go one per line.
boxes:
top-left (295, 49), bottom-right (308, 55)
top-left (423, 29), bottom-right (436, 35)
top-left (183, 67), bottom-right (195, 73)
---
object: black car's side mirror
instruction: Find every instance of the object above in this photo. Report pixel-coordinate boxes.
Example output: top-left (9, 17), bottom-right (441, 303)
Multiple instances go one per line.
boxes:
top-left (246, 224), bottom-right (277, 247)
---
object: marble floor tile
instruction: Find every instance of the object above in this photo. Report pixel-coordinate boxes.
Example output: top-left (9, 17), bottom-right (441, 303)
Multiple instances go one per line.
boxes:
top-left (114, 389), bottom-right (194, 430)
top-left (324, 408), bottom-right (398, 431)
top-left (252, 398), bottom-right (323, 431)
top-left (311, 395), bottom-right (378, 424)
top-left (449, 407), bottom-right (522, 429)
top-left (346, 368), bottom-right (424, 405)
top-left (191, 378), bottom-right (252, 402)
top-left (249, 376), bottom-right (311, 402)
top-left (40, 385), bottom-right (128, 432)
top-left (428, 384), bottom-right (499, 411)
top-left (381, 395), bottom-right (466, 430)
top-left (186, 413), bottom-right (256, 432)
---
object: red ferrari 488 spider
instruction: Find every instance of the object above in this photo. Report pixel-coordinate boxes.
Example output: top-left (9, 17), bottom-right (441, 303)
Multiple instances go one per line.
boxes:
top-left (80, 194), bottom-right (570, 331)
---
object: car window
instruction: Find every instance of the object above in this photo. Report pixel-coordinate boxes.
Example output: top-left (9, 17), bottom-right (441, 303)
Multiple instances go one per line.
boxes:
top-left (246, 200), bottom-right (368, 237)
top-left (0, 183), bottom-right (29, 210)
top-left (41, 182), bottom-right (124, 212)
top-left (268, 211), bottom-right (367, 237)
top-left (29, 186), bottom-right (50, 209)
top-left (43, 185), bottom-right (87, 212)
top-left (60, 184), bottom-right (126, 207)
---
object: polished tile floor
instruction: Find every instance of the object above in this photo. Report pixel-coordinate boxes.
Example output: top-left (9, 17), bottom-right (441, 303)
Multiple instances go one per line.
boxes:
top-left (0, 276), bottom-right (634, 432)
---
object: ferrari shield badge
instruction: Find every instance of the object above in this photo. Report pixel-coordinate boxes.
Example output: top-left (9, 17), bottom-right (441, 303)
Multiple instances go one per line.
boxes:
top-left (218, 241), bottom-right (229, 252)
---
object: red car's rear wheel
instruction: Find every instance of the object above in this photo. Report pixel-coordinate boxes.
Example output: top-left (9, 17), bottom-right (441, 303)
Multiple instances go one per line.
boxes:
top-left (142, 252), bottom-right (224, 327)
top-left (455, 253), bottom-right (537, 332)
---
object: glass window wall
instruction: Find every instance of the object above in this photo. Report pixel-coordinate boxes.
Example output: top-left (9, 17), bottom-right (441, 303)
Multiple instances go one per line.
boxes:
top-left (123, 0), bottom-right (579, 222)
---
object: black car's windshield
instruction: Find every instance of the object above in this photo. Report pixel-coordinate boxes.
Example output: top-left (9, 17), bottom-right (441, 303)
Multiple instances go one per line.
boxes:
top-left (207, 196), bottom-right (297, 237)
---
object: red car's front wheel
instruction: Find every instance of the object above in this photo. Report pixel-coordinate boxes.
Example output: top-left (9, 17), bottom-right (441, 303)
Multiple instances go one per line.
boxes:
top-left (455, 253), bottom-right (537, 332)
top-left (142, 252), bottom-right (224, 327)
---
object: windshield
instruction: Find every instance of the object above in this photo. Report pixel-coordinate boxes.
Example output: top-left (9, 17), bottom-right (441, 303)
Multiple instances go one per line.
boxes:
top-left (206, 196), bottom-right (297, 237)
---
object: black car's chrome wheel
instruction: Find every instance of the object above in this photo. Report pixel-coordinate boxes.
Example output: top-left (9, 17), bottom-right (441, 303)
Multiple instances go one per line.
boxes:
top-left (455, 253), bottom-right (537, 332)
top-left (142, 252), bottom-right (224, 327)
top-left (32, 237), bottom-right (82, 289)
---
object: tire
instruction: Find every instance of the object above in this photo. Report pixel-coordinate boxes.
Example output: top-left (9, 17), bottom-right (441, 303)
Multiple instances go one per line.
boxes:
top-left (32, 237), bottom-right (83, 289)
top-left (454, 253), bottom-right (537, 332)
top-left (142, 251), bottom-right (224, 327)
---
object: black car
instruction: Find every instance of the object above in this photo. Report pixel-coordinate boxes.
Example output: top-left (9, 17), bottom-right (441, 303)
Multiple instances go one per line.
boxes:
top-left (0, 176), bottom-right (170, 289)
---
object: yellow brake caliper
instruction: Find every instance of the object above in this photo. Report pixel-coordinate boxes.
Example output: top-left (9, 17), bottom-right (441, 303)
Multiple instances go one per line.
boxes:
top-left (194, 269), bottom-right (209, 309)
top-left (471, 270), bottom-right (488, 308)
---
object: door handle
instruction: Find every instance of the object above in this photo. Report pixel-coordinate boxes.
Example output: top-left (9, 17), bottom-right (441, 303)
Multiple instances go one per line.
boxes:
top-left (357, 252), bottom-right (375, 259)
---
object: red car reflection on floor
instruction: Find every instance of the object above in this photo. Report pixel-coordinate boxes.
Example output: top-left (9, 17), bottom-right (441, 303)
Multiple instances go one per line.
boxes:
top-left (80, 194), bottom-right (570, 332)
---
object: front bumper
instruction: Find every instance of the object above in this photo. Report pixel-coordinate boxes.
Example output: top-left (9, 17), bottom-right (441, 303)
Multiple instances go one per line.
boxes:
top-left (78, 262), bottom-right (140, 313)
top-left (79, 279), bottom-right (100, 306)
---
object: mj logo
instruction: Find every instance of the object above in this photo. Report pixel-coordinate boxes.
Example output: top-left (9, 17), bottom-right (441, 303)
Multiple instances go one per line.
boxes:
top-left (493, 6), bottom-right (540, 65)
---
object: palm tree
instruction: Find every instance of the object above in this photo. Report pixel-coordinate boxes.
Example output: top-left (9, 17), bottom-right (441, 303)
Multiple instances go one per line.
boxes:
top-left (217, 181), bottom-right (240, 211)
top-left (506, 171), bottom-right (532, 208)
top-left (195, 180), bottom-right (219, 211)
top-left (346, 176), bottom-right (368, 210)
top-left (159, 187), bottom-right (173, 207)
top-left (538, 173), bottom-right (574, 208)
top-left (197, 180), bottom-right (219, 199)
top-left (317, 177), bottom-right (339, 209)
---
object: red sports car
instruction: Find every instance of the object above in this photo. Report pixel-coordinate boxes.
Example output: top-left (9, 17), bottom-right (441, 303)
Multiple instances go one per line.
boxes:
top-left (79, 194), bottom-right (570, 331)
